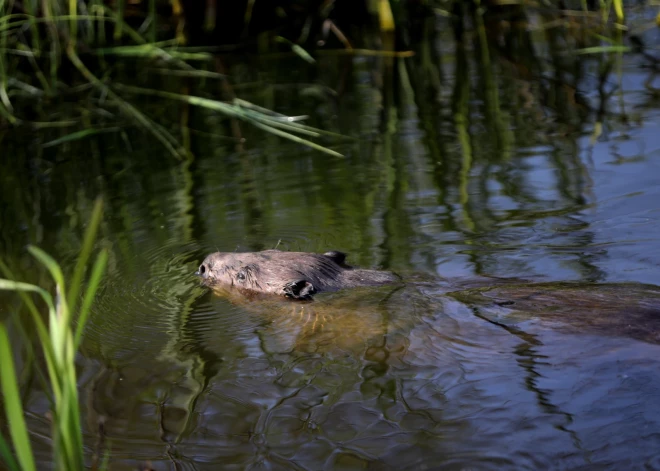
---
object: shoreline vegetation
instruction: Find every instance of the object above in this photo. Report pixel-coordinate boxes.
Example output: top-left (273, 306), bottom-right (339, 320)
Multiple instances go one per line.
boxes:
top-left (0, 1), bottom-right (630, 159)
top-left (0, 1), bottom-right (647, 469)
top-left (0, 199), bottom-right (106, 470)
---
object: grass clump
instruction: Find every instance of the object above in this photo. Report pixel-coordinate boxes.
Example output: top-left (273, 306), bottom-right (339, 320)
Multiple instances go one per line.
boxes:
top-left (0, 198), bottom-right (108, 471)
top-left (0, 1), bottom-right (344, 157)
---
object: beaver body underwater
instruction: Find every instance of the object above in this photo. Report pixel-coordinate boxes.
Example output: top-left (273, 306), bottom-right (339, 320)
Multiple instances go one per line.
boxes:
top-left (197, 249), bottom-right (399, 299)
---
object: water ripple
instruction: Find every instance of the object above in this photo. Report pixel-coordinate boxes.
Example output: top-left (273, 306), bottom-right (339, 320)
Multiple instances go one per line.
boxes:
top-left (82, 239), bottom-right (207, 361)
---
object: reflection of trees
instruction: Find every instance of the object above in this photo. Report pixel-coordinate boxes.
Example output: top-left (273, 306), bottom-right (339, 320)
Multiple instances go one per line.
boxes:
top-left (391, 3), bottom-right (632, 279)
top-left (0, 3), bottom-right (651, 291)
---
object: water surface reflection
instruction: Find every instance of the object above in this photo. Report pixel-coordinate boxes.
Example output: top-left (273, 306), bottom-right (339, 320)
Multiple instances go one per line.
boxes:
top-left (2, 7), bottom-right (660, 469)
top-left (79, 267), bottom-right (660, 470)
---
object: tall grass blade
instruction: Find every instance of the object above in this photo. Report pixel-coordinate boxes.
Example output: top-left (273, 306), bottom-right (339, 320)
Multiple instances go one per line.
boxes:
top-left (55, 385), bottom-right (77, 469)
top-left (66, 46), bottom-right (185, 158)
top-left (0, 277), bottom-right (62, 401)
top-left (42, 128), bottom-right (120, 148)
top-left (0, 101), bottom-right (18, 124)
top-left (66, 367), bottom-right (84, 469)
top-left (114, 0), bottom-right (124, 40)
top-left (95, 44), bottom-right (211, 61)
top-left (576, 45), bottom-right (630, 55)
top-left (0, 37), bottom-right (16, 122)
top-left (41, 0), bottom-right (62, 85)
top-left (67, 198), bottom-right (104, 314)
top-left (0, 279), bottom-right (55, 311)
top-left (0, 432), bottom-right (21, 471)
top-left (0, 204), bottom-right (106, 471)
top-left (24, 48), bottom-right (53, 97)
top-left (248, 119), bottom-right (343, 157)
top-left (613, 0), bottom-right (624, 22)
top-left (26, 246), bottom-right (70, 365)
top-left (116, 85), bottom-right (345, 156)
top-left (23, 0), bottom-right (41, 52)
top-left (379, 0), bottom-right (395, 32)
top-left (69, 0), bottom-right (78, 46)
top-left (275, 36), bottom-right (315, 64)
top-left (26, 247), bottom-right (67, 307)
top-left (0, 324), bottom-right (37, 471)
top-left (0, 263), bottom-right (59, 401)
top-left (74, 249), bottom-right (108, 348)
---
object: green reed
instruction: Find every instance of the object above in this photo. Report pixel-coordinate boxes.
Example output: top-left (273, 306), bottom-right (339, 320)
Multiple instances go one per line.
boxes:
top-left (0, 198), bottom-right (108, 471)
top-left (0, 0), bottom-right (343, 157)
top-left (0, 0), bottom-right (635, 158)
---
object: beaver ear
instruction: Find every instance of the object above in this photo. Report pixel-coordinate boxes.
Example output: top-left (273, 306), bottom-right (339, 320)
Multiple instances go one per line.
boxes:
top-left (323, 250), bottom-right (347, 266)
top-left (284, 279), bottom-right (317, 300)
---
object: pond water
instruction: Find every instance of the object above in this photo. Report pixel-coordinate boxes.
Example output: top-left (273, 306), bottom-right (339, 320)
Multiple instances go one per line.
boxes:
top-left (2, 12), bottom-right (660, 470)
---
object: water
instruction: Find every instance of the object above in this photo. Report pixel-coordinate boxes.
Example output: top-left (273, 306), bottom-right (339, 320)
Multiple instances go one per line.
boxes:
top-left (2, 13), bottom-right (660, 470)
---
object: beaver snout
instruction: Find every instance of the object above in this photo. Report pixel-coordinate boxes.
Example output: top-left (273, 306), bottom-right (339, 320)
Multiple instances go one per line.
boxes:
top-left (196, 263), bottom-right (210, 279)
top-left (196, 253), bottom-right (225, 282)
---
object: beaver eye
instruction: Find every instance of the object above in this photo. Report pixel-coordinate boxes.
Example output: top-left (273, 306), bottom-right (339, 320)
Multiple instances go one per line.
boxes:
top-left (237, 271), bottom-right (246, 282)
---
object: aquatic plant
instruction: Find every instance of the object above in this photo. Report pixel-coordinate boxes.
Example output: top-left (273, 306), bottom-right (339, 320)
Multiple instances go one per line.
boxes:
top-left (0, 198), bottom-right (107, 471)
top-left (0, 1), bottom-right (345, 157)
top-left (0, 1), bottom-right (632, 159)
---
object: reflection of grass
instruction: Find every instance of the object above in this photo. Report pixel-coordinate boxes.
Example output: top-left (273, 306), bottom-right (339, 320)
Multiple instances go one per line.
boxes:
top-left (0, 199), bottom-right (107, 471)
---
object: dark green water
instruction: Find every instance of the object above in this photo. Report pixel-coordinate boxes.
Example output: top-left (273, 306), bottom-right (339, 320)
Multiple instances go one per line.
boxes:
top-left (3, 16), bottom-right (660, 470)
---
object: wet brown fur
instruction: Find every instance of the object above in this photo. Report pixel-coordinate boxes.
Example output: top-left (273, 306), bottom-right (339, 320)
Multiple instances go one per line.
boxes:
top-left (197, 250), bottom-right (399, 299)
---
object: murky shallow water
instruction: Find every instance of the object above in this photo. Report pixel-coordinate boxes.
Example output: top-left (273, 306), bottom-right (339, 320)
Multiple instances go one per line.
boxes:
top-left (3, 13), bottom-right (660, 469)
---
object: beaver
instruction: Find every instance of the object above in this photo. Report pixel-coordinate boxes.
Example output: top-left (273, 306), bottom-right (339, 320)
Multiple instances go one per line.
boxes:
top-left (196, 249), bottom-right (400, 299)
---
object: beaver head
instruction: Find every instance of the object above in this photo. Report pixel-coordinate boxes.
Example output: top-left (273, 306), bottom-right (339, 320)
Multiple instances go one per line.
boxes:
top-left (196, 249), bottom-right (397, 300)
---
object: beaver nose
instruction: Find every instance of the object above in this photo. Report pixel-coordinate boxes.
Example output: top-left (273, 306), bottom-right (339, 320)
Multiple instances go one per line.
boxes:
top-left (196, 263), bottom-right (209, 278)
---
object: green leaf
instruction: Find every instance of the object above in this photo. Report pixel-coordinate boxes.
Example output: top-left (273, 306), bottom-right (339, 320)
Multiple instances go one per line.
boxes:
top-left (0, 261), bottom-right (59, 401)
top-left (0, 324), bottom-right (36, 471)
top-left (26, 247), bottom-right (65, 291)
top-left (0, 279), bottom-right (55, 313)
top-left (42, 128), bottom-right (120, 148)
top-left (275, 36), bottom-right (316, 64)
top-left (575, 45), bottom-right (630, 55)
top-left (26, 247), bottom-right (71, 356)
top-left (0, 431), bottom-right (21, 471)
top-left (248, 119), bottom-right (343, 158)
top-left (74, 249), bottom-right (108, 349)
top-left (290, 44), bottom-right (315, 64)
top-left (114, 84), bottom-right (345, 157)
top-left (67, 197), bottom-right (104, 315)
top-left (56, 383), bottom-right (76, 469)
